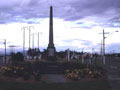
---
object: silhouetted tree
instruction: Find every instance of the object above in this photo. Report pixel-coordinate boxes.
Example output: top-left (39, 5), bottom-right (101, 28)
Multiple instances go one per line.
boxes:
top-left (27, 48), bottom-right (32, 57)
top-left (15, 52), bottom-right (24, 62)
top-left (27, 48), bottom-right (40, 59)
top-left (41, 49), bottom-right (47, 59)
top-left (56, 51), bottom-right (66, 58)
top-left (11, 52), bottom-right (24, 64)
top-left (11, 52), bottom-right (16, 62)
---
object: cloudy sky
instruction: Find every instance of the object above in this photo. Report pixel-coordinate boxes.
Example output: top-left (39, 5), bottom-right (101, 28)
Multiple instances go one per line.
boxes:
top-left (0, 0), bottom-right (120, 54)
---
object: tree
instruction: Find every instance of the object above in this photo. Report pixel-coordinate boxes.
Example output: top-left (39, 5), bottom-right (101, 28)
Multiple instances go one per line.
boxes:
top-left (27, 48), bottom-right (41, 59)
top-left (11, 52), bottom-right (24, 64)
top-left (15, 52), bottom-right (24, 62)
top-left (11, 52), bottom-right (16, 62)
top-left (56, 51), bottom-right (66, 58)
top-left (41, 49), bottom-right (47, 59)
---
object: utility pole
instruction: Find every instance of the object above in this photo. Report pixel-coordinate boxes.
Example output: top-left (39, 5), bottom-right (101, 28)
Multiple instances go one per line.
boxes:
top-left (103, 30), bottom-right (105, 64)
top-left (99, 29), bottom-right (109, 64)
top-left (28, 26), bottom-right (34, 49)
top-left (100, 40), bottom-right (103, 60)
top-left (37, 32), bottom-right (42, 50)
top-left (4, 39), bottom-right (6, 64)
top-left (22, 27), bottom-right (27, 55)
top-left (29, 27), bottom-right (31, 49)
top-left (100, 29), bottom-right (119, 64)
top-left (102, 29), bottom-right (109, 64)
top-left (38, 32), bottom-right (39, 50)
top-left (32, 33), bottom-right (34, 49)
top-left (23, 28), bottom-right (25, 55)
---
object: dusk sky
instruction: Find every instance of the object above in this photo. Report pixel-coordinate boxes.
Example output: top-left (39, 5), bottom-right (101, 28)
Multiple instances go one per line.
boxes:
top-left (0, 0), bottom-right (120, 53)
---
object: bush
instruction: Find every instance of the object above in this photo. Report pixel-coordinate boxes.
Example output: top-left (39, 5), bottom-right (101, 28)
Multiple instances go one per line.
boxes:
top-left (11, 52), bottom-right (24, 64)
top-left (0, 66), bottom-right (25, 78)
top-left (65, 67), bottom-right (104, 81)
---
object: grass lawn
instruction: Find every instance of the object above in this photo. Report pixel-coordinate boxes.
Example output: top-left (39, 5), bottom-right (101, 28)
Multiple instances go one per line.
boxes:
top-left (0, 79), bottom-right (110, 90)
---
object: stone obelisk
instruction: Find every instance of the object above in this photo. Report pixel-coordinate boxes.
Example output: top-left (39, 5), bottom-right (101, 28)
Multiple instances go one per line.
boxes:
top-left (47, 6), bottom-right (56, 61)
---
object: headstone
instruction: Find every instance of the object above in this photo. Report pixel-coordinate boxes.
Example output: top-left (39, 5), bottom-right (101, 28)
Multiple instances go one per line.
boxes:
top-left (66, 48), bottom-right (70, 61)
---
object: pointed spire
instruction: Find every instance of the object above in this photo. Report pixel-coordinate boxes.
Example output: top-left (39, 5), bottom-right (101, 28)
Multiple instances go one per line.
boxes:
top-left (48, 6), bottom-right (54, 48)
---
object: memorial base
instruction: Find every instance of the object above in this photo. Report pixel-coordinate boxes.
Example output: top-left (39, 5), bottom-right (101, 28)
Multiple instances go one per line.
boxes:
top-left (47, 47), bottom-right (57, 61)
top-left (47, 56), bottom-right (57, 61)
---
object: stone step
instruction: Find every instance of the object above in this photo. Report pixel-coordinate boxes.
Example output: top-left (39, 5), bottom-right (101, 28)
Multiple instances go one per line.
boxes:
top-left (48, 65), bottom-right (58, 68)
top-left (46, 66), bottom-right (64, 74)
top-left (45, 69), bottom-right (64, 74)
top-left (45, 70), bottom-right (64, 74)
top-left (46, 62), bottom-right (58, 65)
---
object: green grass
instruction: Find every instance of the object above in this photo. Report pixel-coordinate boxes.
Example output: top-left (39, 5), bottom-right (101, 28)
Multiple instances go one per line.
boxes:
top-left (0, 80), bottom-right (110, 90)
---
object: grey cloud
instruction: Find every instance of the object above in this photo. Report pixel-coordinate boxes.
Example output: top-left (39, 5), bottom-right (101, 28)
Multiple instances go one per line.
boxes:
top-left (69, 21), bottom-right (98, 29)
top-left (0, 0), bottom-right (120, 25)
top-left (71, 26), bottom-right (92, 29)
top-left (106, 16), bottom-right (120, 28)
top-left (81, 40), bottom-right (93, 46)
top-left (0, 0), bottom-right (50, 24)
top-left (77, 22), bottom-right (84, 24)
top-left (76, 22), bottom-right (97, 29)
top-left (27, 21), bottom-right (40, 24)
top-left (63, 0), bottom-right (120, 21)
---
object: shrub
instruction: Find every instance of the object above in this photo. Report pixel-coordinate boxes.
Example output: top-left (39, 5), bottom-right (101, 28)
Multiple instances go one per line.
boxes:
top-left (65, 66), bottom-right (104, 81)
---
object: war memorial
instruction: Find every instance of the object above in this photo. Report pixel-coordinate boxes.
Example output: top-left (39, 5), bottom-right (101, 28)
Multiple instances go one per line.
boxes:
top-left (47, 6), bottom-right (56, 61)
top-left (1, 6), bottom-right (119, 90)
